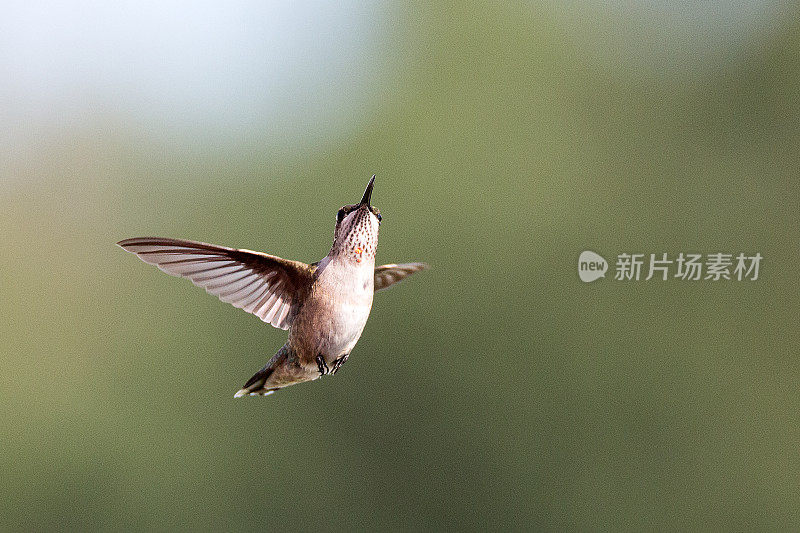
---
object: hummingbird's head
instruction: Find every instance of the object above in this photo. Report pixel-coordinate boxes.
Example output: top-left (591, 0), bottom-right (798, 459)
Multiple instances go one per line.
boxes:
top-left (331, 175), bottom-right (381, 264)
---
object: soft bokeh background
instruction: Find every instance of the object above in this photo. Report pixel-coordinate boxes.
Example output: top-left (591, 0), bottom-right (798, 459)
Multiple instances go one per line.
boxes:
top-left (2, 1), bottom-right (799, 530)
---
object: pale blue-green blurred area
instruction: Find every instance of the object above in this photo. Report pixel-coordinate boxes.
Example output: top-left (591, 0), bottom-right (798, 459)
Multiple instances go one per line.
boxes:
top-left (2, 1), bottom-right (799, 530)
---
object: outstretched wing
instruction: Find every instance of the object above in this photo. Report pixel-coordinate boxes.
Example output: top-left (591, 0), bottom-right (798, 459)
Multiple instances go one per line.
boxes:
top-left (117, 237), bottom-right (312, 330)
top-left (374, 263), bottom-right (428, 291)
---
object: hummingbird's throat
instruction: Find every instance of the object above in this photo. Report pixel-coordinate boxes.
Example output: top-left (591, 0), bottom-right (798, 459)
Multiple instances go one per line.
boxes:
top-left (335, 207), bottom-right (378, 263)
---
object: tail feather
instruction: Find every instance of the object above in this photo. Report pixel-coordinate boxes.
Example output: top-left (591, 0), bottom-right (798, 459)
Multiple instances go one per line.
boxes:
top-left (233, 344), bottom-right (318, 398)
top-left (234, 388), bottom-right (275, 398)
top-left (234, 364), bottom-right (275, 397)
top-left (234, 345), bottom-right (289, 398)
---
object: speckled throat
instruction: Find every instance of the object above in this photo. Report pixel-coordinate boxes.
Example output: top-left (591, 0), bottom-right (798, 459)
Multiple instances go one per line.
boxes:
top-left (331, 205), bottom-right (379, 264)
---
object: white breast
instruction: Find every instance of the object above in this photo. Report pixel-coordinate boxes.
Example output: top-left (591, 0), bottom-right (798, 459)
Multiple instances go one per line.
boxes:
top-left (300, 256), bottom-right (375, 358)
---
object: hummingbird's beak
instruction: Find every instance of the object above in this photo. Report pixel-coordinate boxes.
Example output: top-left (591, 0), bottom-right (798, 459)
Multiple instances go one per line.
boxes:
top-left (359, 175), bottom-right (375, 207)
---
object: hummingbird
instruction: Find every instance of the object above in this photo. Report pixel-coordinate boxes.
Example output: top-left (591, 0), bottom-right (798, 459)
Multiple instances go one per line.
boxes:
top-left (118, 176), bottom-right (427, 397)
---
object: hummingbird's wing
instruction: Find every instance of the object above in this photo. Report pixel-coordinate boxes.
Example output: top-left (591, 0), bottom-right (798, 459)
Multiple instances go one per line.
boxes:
top-left (117, 237), bottom-right (312, 330)
top-left (374, 263), bottom-right (429, 291)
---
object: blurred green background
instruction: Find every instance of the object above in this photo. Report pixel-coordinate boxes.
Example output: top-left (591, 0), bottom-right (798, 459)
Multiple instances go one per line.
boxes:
top-left (2, 1), bottom-right (799, 530)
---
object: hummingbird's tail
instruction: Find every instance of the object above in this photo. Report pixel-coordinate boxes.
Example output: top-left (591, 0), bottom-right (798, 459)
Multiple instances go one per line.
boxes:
top-left (234, 346), bottom-right (286, 397)
top-left (234, 343), bottom-right (311, 398)
top-left (234, 363), bottom-right (277, 397)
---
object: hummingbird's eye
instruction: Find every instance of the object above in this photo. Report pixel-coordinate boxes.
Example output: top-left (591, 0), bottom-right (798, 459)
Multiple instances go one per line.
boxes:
top-left (337, 209), bottom-right (345, 222)
top-left (376, 212), bottom-right (382, 222)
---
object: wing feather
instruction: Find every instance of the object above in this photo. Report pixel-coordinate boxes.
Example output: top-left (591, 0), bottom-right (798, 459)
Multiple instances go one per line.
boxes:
top-left (374, 262), bottom-right (428, 291)
top-left (118, 237), bottom-right (311, 330)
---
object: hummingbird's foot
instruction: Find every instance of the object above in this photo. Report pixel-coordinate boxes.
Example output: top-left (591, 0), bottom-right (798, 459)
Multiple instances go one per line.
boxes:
top-left (316, 354), bottom-right (330, 376)
top-left (331, 353), bottom-right (350, 375)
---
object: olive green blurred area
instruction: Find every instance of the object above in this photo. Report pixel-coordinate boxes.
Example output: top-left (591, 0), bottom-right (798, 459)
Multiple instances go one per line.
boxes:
top-left (2, 2), bottom-right (800, 530)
